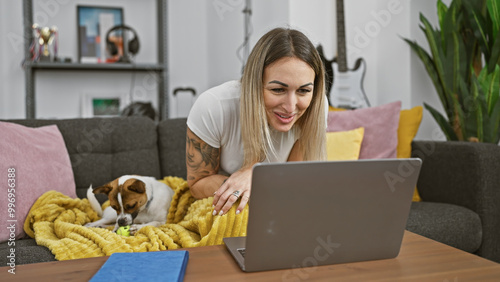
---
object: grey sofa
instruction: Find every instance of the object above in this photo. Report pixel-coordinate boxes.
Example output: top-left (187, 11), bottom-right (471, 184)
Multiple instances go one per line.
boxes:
top-left (1, 117), bottom-right (498, 265)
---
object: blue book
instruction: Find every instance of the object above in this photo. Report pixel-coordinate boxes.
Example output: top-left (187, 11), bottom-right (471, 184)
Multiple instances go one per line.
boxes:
top-left (90, 250), bottom-right (189, 282)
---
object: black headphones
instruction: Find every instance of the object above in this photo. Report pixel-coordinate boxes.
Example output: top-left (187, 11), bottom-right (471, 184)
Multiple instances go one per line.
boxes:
top-left (105, 25), bottom-right (140, 60)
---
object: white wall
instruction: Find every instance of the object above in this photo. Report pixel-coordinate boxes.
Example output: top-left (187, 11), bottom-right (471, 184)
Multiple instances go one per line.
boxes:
top-left (205, 0), bottom-right (246, 87)
top-left (0, 0), bottom-right (447, 140)
top-left (289, 0), bottom-right (336, 58)
top-left (1, 0), bottom-right (25, 119)
top-left (371, 0), bottom-right (410, 106)
top-left (168, 0), bottom-right (209, 117)
top-left (203, 0), bottom-right (291, 87)
top-left (249, 0), bottom-right (291, 50)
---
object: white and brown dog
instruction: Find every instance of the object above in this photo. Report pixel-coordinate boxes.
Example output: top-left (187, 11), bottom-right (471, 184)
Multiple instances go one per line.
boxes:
top-left (85, 175), bottom-right (174, 235)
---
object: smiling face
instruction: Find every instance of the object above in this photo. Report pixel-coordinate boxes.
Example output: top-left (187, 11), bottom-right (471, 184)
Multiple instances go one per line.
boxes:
top-left (262, 56), bottom-right (315, 132)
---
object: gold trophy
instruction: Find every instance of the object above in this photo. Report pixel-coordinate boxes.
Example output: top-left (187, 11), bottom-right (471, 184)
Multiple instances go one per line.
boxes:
top-left (32, 24), bottom-right (58, 62)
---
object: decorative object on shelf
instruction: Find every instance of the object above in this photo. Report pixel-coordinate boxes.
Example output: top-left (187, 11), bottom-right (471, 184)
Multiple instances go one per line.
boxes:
top-left (77, 5), bottom-right (123, 63)
top-left (403, 0), bottom-right (500, 144)
top-left (81, 93), bottom-right (127, 118)
top-left (121, 101), bottom-right (157, 121)
top-left (105, 25), bottom-right (140, 63)
top-left (22, 0), bottom-right (169, 120)
top-left (31, 24), bottom-right (58, 62)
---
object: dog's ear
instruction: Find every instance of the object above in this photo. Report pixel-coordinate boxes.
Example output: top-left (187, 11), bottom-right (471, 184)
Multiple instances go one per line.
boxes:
top-left (93, 184), bottom-right (112, 195)
top-left (93, 179), bottom-right (118, 195)
top-left (127, 179), bottom-right (146, 194)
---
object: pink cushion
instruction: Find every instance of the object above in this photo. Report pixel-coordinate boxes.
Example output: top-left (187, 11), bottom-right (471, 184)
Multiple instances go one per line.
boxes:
top-left (0, 122), bottom-right (76, 242)
top-left (327, 101), bottom-right (401, 159)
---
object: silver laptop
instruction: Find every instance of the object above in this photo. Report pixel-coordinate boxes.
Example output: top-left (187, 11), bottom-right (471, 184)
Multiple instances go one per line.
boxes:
top-left (223, 158), bottom-right (422, 272)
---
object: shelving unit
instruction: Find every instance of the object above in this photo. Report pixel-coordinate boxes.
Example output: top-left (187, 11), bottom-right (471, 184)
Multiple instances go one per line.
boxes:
top-left (22, 0), bottom-right (169, 120)
top-left (28, 62), bottom-right (165, 71)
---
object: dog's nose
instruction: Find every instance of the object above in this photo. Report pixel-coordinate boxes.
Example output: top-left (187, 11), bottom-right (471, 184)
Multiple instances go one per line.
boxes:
top-left (118, 218), bottom-right (128, 226)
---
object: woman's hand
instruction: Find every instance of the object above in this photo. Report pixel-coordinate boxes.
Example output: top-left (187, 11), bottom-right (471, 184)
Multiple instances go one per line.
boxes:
top-left (212, 166), bottom-right (252, 216)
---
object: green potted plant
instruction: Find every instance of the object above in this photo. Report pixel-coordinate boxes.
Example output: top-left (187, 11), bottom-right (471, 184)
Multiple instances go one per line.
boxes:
top-left (404, 0), bottom-right (500, 143)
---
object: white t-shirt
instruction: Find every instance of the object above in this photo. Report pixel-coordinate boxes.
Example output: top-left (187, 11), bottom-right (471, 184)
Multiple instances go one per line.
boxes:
top-left (187, 80), bottom-right (299, 174)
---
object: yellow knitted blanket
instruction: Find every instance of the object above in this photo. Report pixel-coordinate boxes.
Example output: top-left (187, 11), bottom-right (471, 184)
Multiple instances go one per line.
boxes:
top-left (23, 176), bottom-right (248, 261)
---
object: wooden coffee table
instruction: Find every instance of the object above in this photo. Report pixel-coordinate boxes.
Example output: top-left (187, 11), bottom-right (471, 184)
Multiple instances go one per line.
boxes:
top-left (1, 231), bottom-right (499, 281)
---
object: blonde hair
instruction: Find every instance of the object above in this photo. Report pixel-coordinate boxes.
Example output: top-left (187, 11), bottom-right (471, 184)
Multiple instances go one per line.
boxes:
top-left (240, 27), bottom-right (327, 167)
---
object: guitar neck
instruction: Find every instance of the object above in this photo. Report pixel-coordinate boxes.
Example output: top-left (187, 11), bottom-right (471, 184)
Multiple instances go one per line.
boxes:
top-left (337, 0), bottom-right (348, 72)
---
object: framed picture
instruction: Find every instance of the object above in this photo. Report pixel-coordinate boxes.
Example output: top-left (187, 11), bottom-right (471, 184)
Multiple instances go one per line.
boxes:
top-left (77, 5), bottom-right (123, 63)
top-left (81, 93), bottom-right (128, 118)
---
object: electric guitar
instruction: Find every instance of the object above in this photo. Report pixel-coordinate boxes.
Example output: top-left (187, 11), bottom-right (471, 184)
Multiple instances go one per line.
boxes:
top-left (329, 0), bottom-right (370, 109)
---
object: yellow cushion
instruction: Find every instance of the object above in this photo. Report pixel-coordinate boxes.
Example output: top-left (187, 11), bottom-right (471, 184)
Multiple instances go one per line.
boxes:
top-left (397, 106), bottom-right (423, 202)
top-left (397, 106), bottom-right (423, 158)
top-left (326, 127), bottom-right (364, 161)
top-left (328, 106), bottom-right (346, 112)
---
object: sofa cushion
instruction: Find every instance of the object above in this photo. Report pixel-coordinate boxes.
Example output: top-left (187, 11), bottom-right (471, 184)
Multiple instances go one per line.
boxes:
top-left (8, 117), bottom-right (161, 199)
top-left (327, 101), bottom-right (401, 159)
top-left (397, 106), bottom-right (423, 159)
top-left (326, 127), bottom-right (364, 160)
top-left (0, 122), bottom-right (76, 242)
top-left (158, 118), bottom-right (188, 179)
top-left (0, 239), bottom-right (55, 265)
top-left (406, 201), bottom-right (482, 253)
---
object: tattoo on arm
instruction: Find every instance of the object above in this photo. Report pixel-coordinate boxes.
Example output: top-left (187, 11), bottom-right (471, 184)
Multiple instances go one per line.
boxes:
top-left (186, 131), bottom-right (220, 183)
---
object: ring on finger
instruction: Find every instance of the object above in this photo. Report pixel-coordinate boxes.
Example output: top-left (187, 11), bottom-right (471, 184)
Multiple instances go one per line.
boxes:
top-left (231, 190), bottom-right (240, 198)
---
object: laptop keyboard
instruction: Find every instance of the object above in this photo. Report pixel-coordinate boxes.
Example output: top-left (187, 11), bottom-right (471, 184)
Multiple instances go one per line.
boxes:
top-left (237, 248), bottom-right (246, 258)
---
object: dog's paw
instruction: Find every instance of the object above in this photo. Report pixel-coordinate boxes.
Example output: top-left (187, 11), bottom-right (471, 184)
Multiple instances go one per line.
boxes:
top-left (129, 225), bottom-right (139, 236)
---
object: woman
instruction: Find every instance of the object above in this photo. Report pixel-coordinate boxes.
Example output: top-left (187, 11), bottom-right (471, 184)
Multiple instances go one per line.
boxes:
top-left (186, 27), bottom-right (327, 216)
